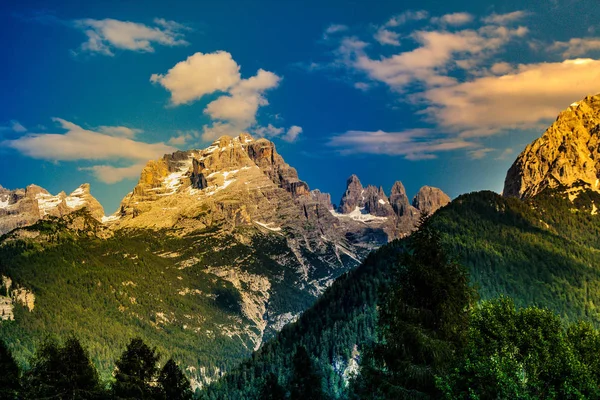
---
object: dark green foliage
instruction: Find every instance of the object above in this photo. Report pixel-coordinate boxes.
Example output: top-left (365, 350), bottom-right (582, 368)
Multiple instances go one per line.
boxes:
top-left (203, 240), bottom-right (403, 399)
top-left (353, 215), bottom-right (476, 399)
top-left (439, 297), bottom-right (600, 399)
top-left (205, 189), bottom-right (600, 398)
top-left (0, 340), bottom-right (20, 399)
top-left (259, 373), bottom-right (286, 400)
top-left (289, 346), bottom-right (326, 400)
top-left (112, 338), bottom-right (161, 399)
top-left (431, 190), bottom-right (600, 325)
top-left (23, 336), bottom-right (104, 399)
top-left (157, 358), bottom-right (193, 400)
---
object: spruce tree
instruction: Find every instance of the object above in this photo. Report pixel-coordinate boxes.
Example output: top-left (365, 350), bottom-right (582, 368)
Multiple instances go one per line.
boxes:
top-left (0, 340), bottom-right (20, 399)
top-left (157, 358), bottom-right (193, 400)
top-left (113, 337), bottom-right (161, 400)
top-left (353, 214), bottom-right (476, 399)
top-left (23, 336), bottom-right (103, 399)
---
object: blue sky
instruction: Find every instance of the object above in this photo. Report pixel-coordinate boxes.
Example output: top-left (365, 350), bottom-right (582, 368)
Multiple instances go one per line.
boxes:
top-left (2, 0), bottom-right (600, 214)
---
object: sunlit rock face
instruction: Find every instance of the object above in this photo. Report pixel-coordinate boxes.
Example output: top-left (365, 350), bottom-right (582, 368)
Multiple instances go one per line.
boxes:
top-left (504, 94), bottom-right (600, 199)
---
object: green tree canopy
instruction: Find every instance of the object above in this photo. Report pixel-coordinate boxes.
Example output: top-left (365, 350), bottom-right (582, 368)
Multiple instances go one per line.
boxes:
top-left (112, 337), bottom-right (161, 400)
top-left (0, 340), bottom-right (20, 399)
top-left (439, 297), bottom-right (600, 399)
top-left (290, 345), bottom-right (326, 400)
top-left (157, 358), bottom-right (193, 400)
top-left (23, 336), bottom-right (103, 399)
top-left (354, 214), bottom-right (476, 399)
top-left (259, 372), bottom-right (286, 400)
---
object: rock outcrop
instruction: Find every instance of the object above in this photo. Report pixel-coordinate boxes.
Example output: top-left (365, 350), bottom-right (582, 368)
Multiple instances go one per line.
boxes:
top-left (333, 175), bottom-right (451, 242)
top-left (412, 186), bottom-right (451, 215)
top-left (504, 94), bottom-right (600, 199)
top-left (0, 183), bottom-right (105, 235)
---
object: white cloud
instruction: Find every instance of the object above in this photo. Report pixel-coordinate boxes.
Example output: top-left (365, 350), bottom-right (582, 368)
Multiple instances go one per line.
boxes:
top-left (204, 69), bottom-right (280, 126)
top-left (2, 118), bottom-right (176, 183)
top-left (468, 148), bottom-right (495, 159)
top-left (283, 126), bottom-right (303, 142)
top-left (253, 124), bottom-right (284, 137)
top-left (97, 125), bottom-right (142, 138)
top-left (10, 120), bottom-right (27, 133)
top-left (252, 124), bottom-right (302, 142)
top-left (153, 52), bottom-right (288, 143)
top-left (151, 51), bottom-right (241, 105)
top-left (73, 18), bottom-right (189, 56)
top-left (341, 25), bottom-right (528, 92)
top-left (167, 132), bottom-right (194, 146)
top-left (200, 122), bottom-right (243, 142)
top-left (374, 28), bottom-right (400, 46)
top-left (551, 37), bottom-right (600, 58)
top-left (432, 12), bottom-right (474, 26)
top-left (496, 148), bottom-right (514, 160)
top-left (0, 120), bottom-right (27, 133)
top-left (385, 11), bottom-right (429, 27)
top-left (80, 163), bottom-right (146, 184)
top-left (327, 129), bottom-right (475, 159)
top-left (481, 11), bottom-right (529, 25)
top-left (324, 24), bottom-right (348, 38)
top-left (422, 59), bottom-right (600, 137)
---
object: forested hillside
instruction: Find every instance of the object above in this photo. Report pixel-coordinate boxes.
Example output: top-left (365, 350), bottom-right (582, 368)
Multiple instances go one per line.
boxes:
top-left (204, 189), bottom-right (600, 398)
top-left (0, 210), bottom-right (320, 385)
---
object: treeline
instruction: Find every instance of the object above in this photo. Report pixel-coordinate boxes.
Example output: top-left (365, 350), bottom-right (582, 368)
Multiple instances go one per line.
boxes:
top-left (0, 336), bottom-right (193, 399)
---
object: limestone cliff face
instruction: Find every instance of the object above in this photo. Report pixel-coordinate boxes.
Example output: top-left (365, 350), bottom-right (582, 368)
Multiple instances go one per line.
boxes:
top-left (0, 183), bottom-right (104, 235)
top-left (504, 94), bottom-right (600, 199)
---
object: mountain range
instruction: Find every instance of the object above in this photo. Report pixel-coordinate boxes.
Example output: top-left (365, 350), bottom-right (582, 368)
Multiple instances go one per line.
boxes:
top-left (0, 133), bottom-right (448, 388)
top-left (4, 93), bottom-right (600, 395)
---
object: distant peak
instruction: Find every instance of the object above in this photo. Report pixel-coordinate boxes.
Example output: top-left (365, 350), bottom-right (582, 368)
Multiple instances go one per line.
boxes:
top-left (346, 174), bottom-right (362, 187)
top-left (391, 181), bottom-right (406, 196)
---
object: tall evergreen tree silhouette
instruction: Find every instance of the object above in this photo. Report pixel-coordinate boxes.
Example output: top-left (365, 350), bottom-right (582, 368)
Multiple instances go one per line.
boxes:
top-left (260, 372), bottom-right (286, 400)
top-left (23, 336), bottom-right (103, 399)
top-left (0, 340), bottom-right (20, 399)
top-left (353, 214), bottom-right (476, 399)
top-left (113, 338), bottom-right (161, 400)
top-left (157, 358), bottom-right (193, 400)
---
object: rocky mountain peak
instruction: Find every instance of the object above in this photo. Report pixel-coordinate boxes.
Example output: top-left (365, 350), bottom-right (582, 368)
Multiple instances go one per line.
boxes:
top-left (389, 181), bottom-right (417, 218)
top-left (412, 186), bottom-right (451, 214)
top-left (0, 183), bottom-right (105, 235)
top-left (332, 175), bottom-right (450, 241)
top-left (338, 175), bottom-right (364, 214)
top-left (504, 94), bottom-right (600, 199)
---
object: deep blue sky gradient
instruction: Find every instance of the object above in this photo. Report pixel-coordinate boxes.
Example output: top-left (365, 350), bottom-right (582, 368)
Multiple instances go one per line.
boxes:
top-left (1, 0), bottom-right (599, 213)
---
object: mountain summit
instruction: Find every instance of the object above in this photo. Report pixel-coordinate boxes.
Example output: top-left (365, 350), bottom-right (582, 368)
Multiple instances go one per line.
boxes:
top-left (504, 94), bottom-right (600, 199)
top-left (0, 183), bottom-right (104, 235)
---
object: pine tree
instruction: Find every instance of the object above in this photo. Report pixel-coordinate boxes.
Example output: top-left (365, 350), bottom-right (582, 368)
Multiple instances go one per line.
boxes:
top-left (353, 214), bottom-right (476, 399)
top-left (0, 340), bottom-right (20, 400)
top-left (113, 337), bottom-right (161, 400)
top-left (23, 336), bottom-right (104, 399)
top-left (289, 346), bottom-right (325, 400)
top-left (157, 358), bottom-right (193, 400)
